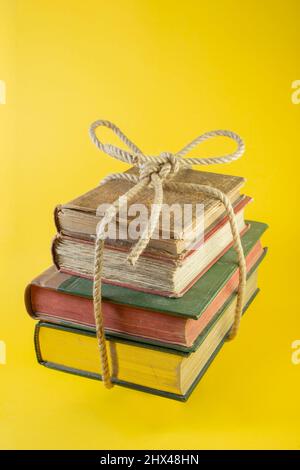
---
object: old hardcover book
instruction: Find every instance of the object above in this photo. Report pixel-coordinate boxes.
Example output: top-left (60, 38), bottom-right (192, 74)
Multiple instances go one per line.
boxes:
top-left (34, 270), bottom-right (260, 401)
top-left (27, 221), bottom-right (268, 351)
top-left (55, 168), bottom-right (246, 256)
top-left (53, 196), bottom-right (251, 297)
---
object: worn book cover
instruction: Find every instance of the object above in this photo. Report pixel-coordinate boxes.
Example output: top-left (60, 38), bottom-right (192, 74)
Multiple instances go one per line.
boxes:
top-left (55, 168), bottom-right (246, 255)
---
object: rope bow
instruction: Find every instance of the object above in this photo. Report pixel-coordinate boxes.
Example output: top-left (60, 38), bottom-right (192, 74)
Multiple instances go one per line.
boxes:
top-left (89, 120), bottom-right (246, 389)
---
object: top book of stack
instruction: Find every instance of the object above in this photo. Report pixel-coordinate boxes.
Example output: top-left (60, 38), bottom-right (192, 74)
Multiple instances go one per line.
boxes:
top-left (53, 168), bottom-right (248, 297)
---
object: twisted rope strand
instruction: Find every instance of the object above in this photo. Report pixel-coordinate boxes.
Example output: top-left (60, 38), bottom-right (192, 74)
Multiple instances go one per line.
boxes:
top-left (176, 129), bottom-right (245, 164)
top-left (93, 178), bottom-right (149, 386)
top-left (89, 120), bottom-right (246, 388)
top-left (89, 121), bottom-right (245, 166)
top-left (93, 237), bottom-right (112, 389)
top-left (127, 172), bottom-right (164, 266)
top-left (170, 182), bottom-right (247, 340)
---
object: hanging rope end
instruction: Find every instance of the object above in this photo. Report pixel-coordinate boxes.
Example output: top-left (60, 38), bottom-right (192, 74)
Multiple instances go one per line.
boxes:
top-left (227, 329), bottom-right (238, 341)
top-left (103, 379), bottom-right (114, 389)
top-left (227, 313), bottom-right (242, 341)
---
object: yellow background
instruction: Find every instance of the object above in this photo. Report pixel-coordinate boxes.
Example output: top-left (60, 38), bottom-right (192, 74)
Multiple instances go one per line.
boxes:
top-left (1, 0), bottom-right (300, 450)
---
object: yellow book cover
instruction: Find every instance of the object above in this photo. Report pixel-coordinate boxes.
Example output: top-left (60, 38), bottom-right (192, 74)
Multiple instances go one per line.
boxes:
top-left (35, 270), bottom-right (259, 401)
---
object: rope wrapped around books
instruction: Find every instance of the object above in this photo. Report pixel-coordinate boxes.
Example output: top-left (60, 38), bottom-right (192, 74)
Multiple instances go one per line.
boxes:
top-left (89, 120), bottom-right (246, 389)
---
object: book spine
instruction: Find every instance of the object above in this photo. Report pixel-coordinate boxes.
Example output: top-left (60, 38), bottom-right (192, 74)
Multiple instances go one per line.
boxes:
top-left (54, 205), bottom-right (62, 233)
top-left (24, 283), bottom-right (38, 320)
top-left (51, 234), bottom-right (61, 271)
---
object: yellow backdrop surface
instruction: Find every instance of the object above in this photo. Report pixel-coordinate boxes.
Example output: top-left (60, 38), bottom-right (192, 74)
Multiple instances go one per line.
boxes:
top-left (1, 0), bottom-right (300, 450)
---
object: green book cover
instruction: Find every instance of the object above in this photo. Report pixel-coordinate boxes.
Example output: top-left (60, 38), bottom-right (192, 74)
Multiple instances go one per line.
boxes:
top-left (57, 220), bottom-right (268, 319)
top-left (53, 250), bottom-right (266, 353)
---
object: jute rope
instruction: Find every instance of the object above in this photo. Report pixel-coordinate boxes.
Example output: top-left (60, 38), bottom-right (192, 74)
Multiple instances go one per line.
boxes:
top-left (89, 120), bottom-right (246, 389)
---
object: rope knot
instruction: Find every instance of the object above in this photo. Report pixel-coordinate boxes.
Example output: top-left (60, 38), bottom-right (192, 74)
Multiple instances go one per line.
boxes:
top-left (139, 152), bottom-right (181, 182)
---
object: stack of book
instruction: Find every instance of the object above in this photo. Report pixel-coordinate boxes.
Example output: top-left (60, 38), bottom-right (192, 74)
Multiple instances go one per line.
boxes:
top-left (25, 168), bottom-right (267, 401)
